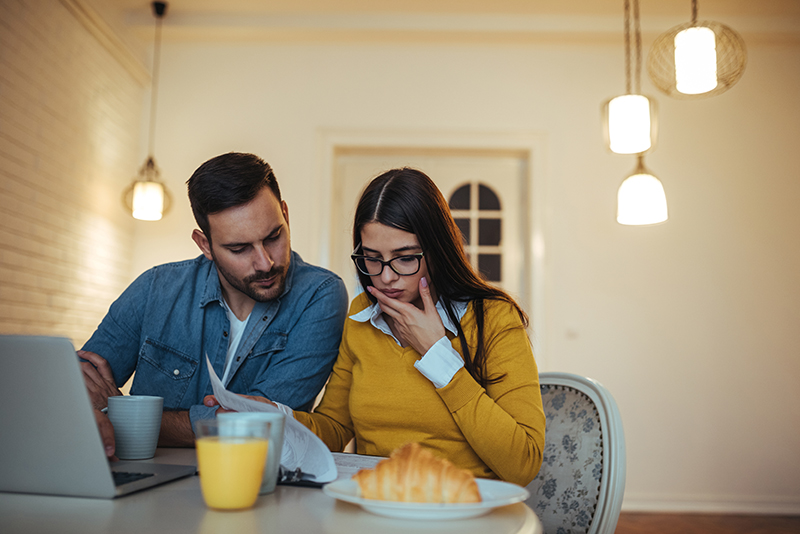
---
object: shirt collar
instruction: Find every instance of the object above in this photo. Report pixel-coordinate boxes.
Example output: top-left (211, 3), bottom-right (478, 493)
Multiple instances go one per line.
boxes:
top-left (200, 257), bottom-right (223, 307)
top-left (349, 295), bottom-right (468, 346)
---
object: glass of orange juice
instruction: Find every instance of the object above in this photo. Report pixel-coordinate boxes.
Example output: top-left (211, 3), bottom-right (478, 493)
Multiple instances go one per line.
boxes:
top-left (195, 418), bottom-right (270, 510)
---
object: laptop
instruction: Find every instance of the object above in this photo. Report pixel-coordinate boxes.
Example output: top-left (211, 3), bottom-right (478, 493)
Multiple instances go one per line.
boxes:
top-left (0, 335), bottom-right (196, 498)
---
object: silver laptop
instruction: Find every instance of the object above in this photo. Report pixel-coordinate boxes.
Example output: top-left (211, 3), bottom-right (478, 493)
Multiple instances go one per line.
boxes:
top-left (0, 335), bottom-right (196, 498)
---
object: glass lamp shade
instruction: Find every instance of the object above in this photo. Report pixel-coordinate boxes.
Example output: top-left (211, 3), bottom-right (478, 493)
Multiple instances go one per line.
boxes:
top-left (675, 26), bottom-right (717, 94)
top-left (648, 20), bottom-right (746, 99)
top-left (132, 181), bottom-right (165, 221)
top-left (124, 157), bottom-right (171, 221)
top-left (617, 167), bottom-right (668, 226)
top-left (604, 94), bottom-right (655, 155)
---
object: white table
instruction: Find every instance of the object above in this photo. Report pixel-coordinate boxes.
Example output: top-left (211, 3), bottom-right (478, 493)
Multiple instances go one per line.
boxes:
top-left (0, 448), bottom-right (542, 534)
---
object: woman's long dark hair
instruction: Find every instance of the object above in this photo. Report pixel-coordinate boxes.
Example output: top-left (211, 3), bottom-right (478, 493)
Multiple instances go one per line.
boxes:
top-left (353, 167), bottom-right (529, 388)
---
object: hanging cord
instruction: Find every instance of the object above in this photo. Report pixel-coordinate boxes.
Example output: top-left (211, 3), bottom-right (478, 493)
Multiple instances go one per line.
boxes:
top-left (633, 0), bottom-right (641, 95)
top-left (691, 0), bottom-right (698, 25)
top-left (623, 0), bottom-right (643, 95)
top-left (623, 0), bottom-right (631, 94)
top-left (147, 3), bottom-right (166, 158)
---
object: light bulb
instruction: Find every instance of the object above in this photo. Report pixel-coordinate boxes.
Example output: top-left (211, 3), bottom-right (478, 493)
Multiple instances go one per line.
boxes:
top-left (606, 94), bottom-right (653, 154)
top-left (132, 181), bottom-right (165, 221)
top-left (617, 171), bottom-right (668, 225)
top-left (675, 26), bottom-right (717, 95)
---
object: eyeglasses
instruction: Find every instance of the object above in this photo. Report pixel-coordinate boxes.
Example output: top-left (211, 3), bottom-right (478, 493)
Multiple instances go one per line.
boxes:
top-left (350, 252), bottom-right (425, 276)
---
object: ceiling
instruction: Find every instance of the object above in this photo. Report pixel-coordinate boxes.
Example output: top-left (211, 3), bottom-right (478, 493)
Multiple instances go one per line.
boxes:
top-left (101, 0), bottom-right (800, 18)
top-left (88, 0), bottom-right (800, 46)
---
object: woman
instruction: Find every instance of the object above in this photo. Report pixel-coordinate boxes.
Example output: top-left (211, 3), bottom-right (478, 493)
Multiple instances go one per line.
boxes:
top-left (213, 168), bottom-right (545, 486)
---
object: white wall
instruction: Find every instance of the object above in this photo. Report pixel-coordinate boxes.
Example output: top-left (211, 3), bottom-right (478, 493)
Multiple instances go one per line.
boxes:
top-left (128, 37), bottom-right (800, 513)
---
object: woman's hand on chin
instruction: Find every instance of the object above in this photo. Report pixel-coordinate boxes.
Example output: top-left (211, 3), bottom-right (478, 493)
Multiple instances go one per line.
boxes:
top-left (368, 277), bottom-right (446, 355)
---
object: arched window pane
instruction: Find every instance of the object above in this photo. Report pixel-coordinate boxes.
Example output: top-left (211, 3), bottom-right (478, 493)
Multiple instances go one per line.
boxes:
top-left (478, 184), bottom-right (501, 210)
top-left (478, 254), bottom-right (502, 282)
top-left (449, 185), bottom-right (471, 210)
top-left (448, 182), bottom-right (503, 285)
top-left (454, 218), bottom-right (470, 245)
top-left (478, 218), bottom-right (501, 246)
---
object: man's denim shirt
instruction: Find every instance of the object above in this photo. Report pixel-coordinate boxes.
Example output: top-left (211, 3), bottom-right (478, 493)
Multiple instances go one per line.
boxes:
top-left (82, 252), bottom-right (348, 431)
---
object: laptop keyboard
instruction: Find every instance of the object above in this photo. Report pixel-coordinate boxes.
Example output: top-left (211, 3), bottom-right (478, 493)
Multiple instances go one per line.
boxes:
top-left (113, 471), bottom-right (155, 486)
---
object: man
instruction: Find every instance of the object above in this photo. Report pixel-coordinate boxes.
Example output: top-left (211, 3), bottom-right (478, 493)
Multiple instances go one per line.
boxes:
top-left (80, 152), bottom-right (348, 456)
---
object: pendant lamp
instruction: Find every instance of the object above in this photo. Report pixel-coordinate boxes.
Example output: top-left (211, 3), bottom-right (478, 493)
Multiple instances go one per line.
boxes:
top-left (603, 0), bottom-right (656, 155)
top-left (617, 155), bottom-right (668, 226)
top-left (647, 0), bottom-right (746, 98)
top-left (123, 2), bottom-right (171, 221)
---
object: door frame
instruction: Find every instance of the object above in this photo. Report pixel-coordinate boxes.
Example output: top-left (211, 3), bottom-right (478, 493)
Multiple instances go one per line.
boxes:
top-left (314, 129), bottom-right (548, 366)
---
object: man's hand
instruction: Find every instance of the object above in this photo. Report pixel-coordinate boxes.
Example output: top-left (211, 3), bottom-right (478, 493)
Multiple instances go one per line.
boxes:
top-left (368, 277), bottom-right (446, 355)
top-left (203, 394), bottom-right (278, 413)
top-left (93, 408), bottom-right (117, 460)
top-left (78, 350), bottom-right (122, 410)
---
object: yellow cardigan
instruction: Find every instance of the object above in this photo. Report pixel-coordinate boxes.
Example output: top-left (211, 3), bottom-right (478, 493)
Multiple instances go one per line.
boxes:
top-left (293, 292), bottom-right (545, 486)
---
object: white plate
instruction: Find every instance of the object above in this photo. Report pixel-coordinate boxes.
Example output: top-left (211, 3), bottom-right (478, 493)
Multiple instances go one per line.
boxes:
top-left (322, 478), bottom-right (529, 520)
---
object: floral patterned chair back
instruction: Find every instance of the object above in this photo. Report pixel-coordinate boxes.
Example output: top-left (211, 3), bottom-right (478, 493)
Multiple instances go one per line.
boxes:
top-left (525, 373), bottom-right (626, 534)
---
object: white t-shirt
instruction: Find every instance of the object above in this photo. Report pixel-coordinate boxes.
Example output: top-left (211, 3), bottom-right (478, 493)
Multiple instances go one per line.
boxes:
top-left (220, 298), bottom-right (250, 387)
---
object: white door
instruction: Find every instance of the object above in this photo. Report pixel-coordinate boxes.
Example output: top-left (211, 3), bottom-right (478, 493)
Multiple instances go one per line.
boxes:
top-left (331, 148), bottom-right (530, 311)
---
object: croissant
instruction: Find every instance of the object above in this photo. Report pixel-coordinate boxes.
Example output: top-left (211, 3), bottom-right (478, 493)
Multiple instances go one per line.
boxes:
top-left (352, 442), bottom-right (481, 503)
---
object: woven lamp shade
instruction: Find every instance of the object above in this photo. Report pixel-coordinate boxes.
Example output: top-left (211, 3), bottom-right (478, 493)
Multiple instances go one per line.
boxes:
top-left (647, 20), bottom-right (746, 99)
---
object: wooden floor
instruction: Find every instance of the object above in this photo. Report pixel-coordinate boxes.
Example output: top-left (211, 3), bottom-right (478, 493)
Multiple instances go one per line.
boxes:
top-left (614, 512), bottom-right (800, 534)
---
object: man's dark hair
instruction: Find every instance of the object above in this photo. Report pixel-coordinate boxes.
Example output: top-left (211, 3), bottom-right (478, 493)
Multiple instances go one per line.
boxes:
top-left (187, 152), bottom-right (281, 240)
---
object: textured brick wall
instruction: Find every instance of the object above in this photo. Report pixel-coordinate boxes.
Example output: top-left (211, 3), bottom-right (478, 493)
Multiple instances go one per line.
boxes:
top-left (0, 0), bottom-right (144, 348)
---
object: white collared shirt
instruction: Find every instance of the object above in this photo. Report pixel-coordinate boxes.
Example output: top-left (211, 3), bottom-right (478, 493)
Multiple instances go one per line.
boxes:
top-left (349, 298), bottom-right (469, 389)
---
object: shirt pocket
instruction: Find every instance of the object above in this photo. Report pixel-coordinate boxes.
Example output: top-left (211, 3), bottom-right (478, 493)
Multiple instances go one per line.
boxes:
top-left (251, 332), bottom-right (288, 358)
top-left (134, 338), bottom-right (198, 408)
top-left (234, 333), bottom-right (288, 390)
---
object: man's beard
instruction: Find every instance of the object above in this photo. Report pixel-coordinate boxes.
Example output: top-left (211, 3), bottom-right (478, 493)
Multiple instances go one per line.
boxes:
top-left (215, 259), bottom-right (288, 303)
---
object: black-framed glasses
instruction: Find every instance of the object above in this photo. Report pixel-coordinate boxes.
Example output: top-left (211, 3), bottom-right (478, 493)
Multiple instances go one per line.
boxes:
top-left (350, 252), bottom-right (425, 276)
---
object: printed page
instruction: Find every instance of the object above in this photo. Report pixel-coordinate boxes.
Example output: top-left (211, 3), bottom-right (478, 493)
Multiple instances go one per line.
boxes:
top-left (331, 452), bottom-right (384, 482)
top-left (205, 356), bottom-right (338, 482)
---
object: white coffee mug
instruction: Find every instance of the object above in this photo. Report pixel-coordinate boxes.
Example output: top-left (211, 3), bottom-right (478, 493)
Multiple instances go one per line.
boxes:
top-left (107, 395), bottom-right (163, 460)
top-left (217, 412), bottom-right (285, 494)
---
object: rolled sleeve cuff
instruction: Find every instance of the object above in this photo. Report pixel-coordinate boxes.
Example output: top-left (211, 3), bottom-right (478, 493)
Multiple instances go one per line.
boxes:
top-left (413, 336), bottom-right (465, 389)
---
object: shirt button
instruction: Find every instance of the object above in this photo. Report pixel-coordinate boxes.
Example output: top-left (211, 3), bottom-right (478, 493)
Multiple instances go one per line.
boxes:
top-left (223, 331), bottom-right (229, 337)
top-left (173, 369), bottom-right (180, 376)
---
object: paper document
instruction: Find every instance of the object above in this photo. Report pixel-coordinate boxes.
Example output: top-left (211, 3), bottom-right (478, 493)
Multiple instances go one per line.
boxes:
top-left (205, 356), bottom-right (337, 483)
top-left (331, 452), bottom-right (383, 482)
